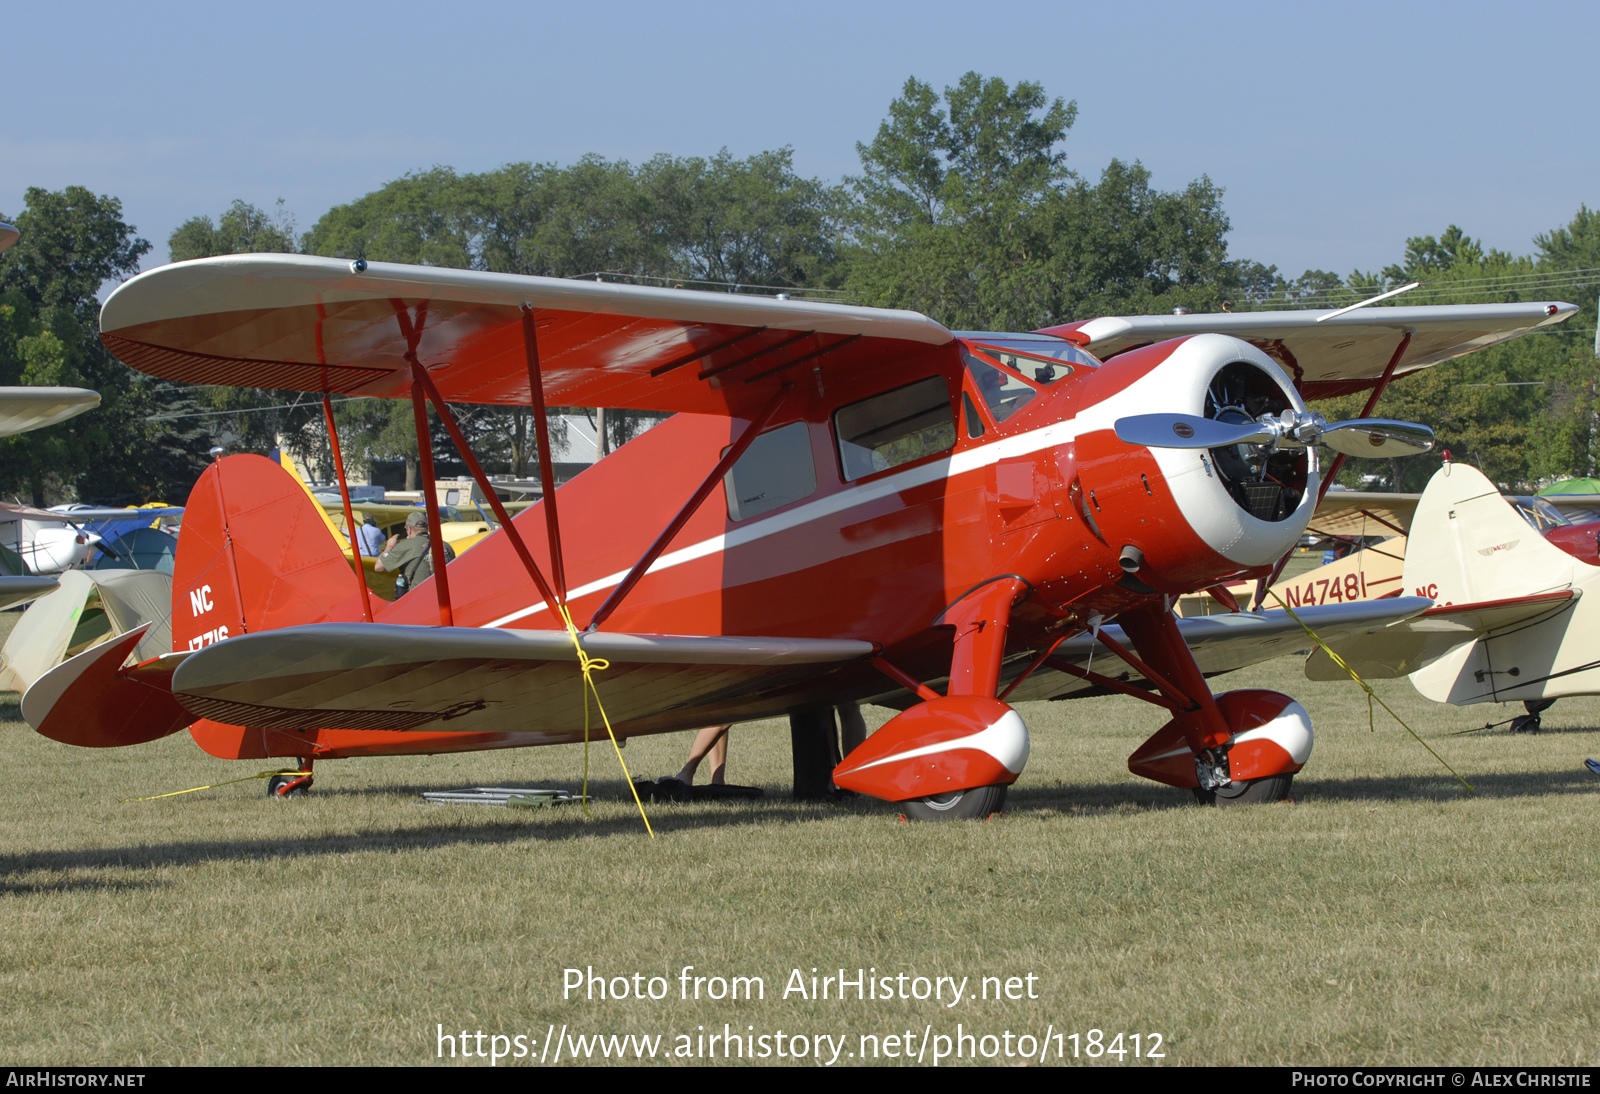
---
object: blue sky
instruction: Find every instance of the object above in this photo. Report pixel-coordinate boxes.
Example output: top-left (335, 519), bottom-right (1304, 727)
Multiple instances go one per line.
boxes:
top-left (6, 0), bottom-right (1596, 281)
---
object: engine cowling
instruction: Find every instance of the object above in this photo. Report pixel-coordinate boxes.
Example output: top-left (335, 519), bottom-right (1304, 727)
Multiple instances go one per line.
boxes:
top-left (1071, 335), bottom-right (1318, 591)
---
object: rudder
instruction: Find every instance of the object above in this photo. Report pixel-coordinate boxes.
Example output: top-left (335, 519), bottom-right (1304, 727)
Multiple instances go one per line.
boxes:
top-left (172, 454), bottom-right (367, 653)
top-left (1402, 462), bottom-right (1584, 608)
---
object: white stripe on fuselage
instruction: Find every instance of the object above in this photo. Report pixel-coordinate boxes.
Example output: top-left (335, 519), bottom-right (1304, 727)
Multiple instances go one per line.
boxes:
top-left (483, 417), bottom-right (1083, 629)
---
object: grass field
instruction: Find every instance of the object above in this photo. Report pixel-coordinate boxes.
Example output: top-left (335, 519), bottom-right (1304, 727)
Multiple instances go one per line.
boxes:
top-left (1, 610), bottom-right (1596, 1067)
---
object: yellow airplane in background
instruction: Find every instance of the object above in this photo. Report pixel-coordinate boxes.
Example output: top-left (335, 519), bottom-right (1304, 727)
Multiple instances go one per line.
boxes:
top-left (275, 453), bottom-right (496, 600)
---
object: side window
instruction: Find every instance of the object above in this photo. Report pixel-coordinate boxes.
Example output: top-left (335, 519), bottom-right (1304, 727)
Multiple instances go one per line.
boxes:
top-left (724, 421), bottom-right (817, 521)
top-left (834, 376), bottom-right (956, 482)
top-left (962, 391), bottom-right (985, 439)
top-left (962, 347), bottom-right (1036, 422)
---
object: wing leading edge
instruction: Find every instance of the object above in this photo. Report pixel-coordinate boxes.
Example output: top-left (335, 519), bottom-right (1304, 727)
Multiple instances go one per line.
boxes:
top-left (1042, 303), bottom-right (1577, 398)
top-left (168, 623), bottom-right (879, 736)
top-left (99, 254), bottom-right (953, 418)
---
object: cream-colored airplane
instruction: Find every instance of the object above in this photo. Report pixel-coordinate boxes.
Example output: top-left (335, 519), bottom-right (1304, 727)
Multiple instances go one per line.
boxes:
top-left (1313, 458), bottom-right (1600, 732)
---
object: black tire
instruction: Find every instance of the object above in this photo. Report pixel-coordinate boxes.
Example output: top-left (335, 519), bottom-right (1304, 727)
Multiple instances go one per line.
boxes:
top-left (267, 774), bottom-right (309, 799)
top-left (901, 783), bottom-right (1008, 821)
top-left (1510, 713), bottom-right (1542, 734)
top-left (1192, 773), bottom-right (1294, 807)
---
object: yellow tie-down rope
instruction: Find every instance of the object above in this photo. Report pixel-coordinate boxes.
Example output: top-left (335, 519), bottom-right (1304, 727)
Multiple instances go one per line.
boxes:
top-left (558, 604), bottom-right (655, 837)
top-left (124, 769), bottom-right (312, 803)
top-left (1270, 591), bottom-right (1473, 792)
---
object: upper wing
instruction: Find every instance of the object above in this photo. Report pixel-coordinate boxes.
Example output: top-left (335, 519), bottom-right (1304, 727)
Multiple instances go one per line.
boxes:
top-left (167, 622), bottom-right (878, 736)
top-left (0, 386), bottom-right (100, 438)
top-left (1041, 303), bottom-right (1577, 398)
top-left (1000, 598), bottom-right (1433, 703)
top-left (98, 254), bottom-right (952, 418)
top-left (1308, 491), bottom-right (1419, 537)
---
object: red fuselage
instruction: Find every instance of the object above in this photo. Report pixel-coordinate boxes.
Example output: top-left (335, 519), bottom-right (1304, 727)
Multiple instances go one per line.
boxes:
top-left (184, 332), bottom-right (1315, 760)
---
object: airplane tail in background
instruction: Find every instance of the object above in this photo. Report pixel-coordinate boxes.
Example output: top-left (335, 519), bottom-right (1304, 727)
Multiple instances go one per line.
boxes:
top-left (171, 454), bottom-right (369, 652)
top-left (1401, 461), bottom-right (1583, 607)
top-left (1309, 461), bottom-right (1596, 705)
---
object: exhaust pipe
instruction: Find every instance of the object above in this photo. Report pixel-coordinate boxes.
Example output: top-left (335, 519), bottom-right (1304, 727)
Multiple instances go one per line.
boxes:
top-left (1119, 545), bottom-right (1144, 573)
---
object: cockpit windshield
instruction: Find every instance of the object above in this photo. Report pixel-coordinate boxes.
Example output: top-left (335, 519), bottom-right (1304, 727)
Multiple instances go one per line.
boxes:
top-left (958, 334), bottom-right (1099, 386)
top-left (1510, 496), bottom-right (1571, 534)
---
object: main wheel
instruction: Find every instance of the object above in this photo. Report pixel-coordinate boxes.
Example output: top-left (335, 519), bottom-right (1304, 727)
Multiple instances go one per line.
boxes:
top-left (1192, 773), bottom-right (1294, 807)
top-left (267, 774), bottom-right (311, 799)
top-left (901, 783), bottom-right (1008, 821)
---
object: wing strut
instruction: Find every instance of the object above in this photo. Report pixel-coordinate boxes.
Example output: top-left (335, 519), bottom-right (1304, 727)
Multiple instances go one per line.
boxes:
top-left (322, 393), bottom-right (374, 622)
top-left (1045, 657), bottom-right (1187, 712)
top-left (1252, 330), bottom-right (1412, 611)
top-left (414, 365), bottom-right (563, 622)
top-left (522, 306), bottom-right (568, 603)
top-left (587, 382), bottom-right (793, 632)
top-left (393, 298), bottom-right (454, 627)
top-left (409, 377), bottom-right (454, 626)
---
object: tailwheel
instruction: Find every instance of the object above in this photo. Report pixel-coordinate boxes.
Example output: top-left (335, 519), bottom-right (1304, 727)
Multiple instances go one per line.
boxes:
top-left (901, 783), bottom-right (1008, 822)
top-left (268, 760), bottom-right (314, 799)
top-left (1511, 699), bottom-right (1554, 735)
top-left (1192, 773), bottom-right (1294, 807)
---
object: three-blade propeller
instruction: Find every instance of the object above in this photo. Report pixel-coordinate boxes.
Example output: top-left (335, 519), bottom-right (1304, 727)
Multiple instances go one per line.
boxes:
top-left (1113, 411), bottom-right (1434, 459)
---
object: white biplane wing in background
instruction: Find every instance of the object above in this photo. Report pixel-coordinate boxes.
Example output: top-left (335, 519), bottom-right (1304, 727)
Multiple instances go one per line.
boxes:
top-left (1306, 491), bottom-right (1418, 539)
top-left (0, 387), bottom-right (100, 439)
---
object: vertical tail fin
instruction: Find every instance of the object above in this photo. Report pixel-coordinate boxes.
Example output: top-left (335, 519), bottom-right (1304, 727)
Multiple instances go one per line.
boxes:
top-left (1402, 462), bottom-right (1584, 607)
top-left (171, 454), bottom-right (368, 652)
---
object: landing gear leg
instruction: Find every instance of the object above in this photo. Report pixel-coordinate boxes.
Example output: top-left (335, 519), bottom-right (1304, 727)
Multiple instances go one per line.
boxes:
top-left (1121, 606), bottom-right (1310, 805)
top-left (268, 758), bottom-right (314, 799)
top-left (1511, 699), bottom-right (1554, 735)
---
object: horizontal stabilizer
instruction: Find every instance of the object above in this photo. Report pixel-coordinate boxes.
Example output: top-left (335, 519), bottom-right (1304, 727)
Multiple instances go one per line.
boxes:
top-left (170, 623), bottom-right (877, 734)
top-left (1306, 590), bottom-right (1578, 682)
top-left (23, 626), bottom-right (195, 747)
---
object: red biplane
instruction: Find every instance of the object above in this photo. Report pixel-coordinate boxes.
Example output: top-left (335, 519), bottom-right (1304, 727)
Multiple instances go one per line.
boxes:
top-left (21, 254), bottom-right (1576, 816)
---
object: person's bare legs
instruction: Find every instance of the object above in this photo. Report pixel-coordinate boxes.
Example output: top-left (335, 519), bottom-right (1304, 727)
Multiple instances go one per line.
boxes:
top-left (705, 729), bottom-right (729, 785)
top-left (675, 724), bottom-right (731, 784)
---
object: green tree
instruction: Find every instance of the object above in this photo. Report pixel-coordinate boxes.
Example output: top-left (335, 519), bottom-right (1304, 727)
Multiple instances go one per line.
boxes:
top-left (843, 73), bottom-right (1243, 330)
top-left (168, 199), bottom-right (297, 262)
top-left (845, 74), bottom-right (1075, 330)
top-left (1316, 209), bottom-right (1600, 492)
top-left (0, 186), bottom-right (210, 505)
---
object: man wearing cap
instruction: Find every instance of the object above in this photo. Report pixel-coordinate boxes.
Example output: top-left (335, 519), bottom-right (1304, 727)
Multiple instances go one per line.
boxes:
top-left (356, 513), bottom-right (385, 558)
top-left (375, 511), bottom-right (433, 597)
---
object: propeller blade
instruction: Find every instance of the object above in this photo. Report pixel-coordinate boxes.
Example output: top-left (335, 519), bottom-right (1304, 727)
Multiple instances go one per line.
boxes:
top-left (1318, 418), bottom-right (1435, 458)
top-left (1114, 414), bottom-right (1273, 450)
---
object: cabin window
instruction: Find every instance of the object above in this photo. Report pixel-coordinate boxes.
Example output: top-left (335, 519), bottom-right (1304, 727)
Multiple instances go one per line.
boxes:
top-left (724, 421), bottom-right (817, 521)
top-left (961, 347), bottom-right (1037, 423)
top-left (833, 377), bottom-right (956, 482)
